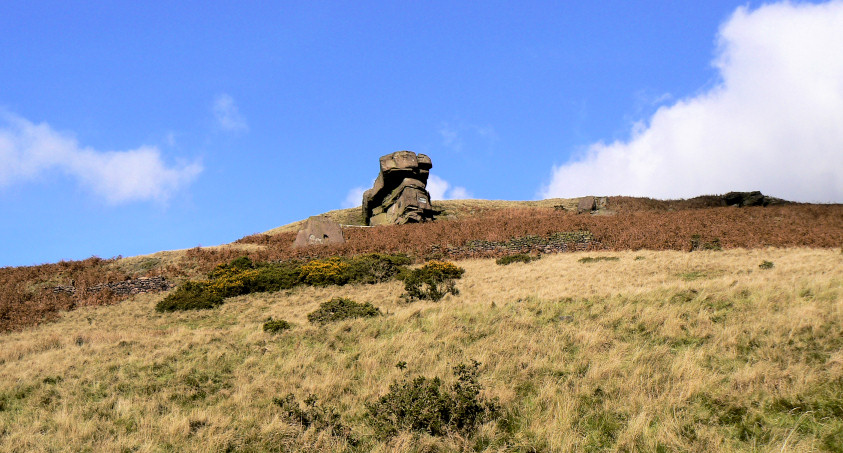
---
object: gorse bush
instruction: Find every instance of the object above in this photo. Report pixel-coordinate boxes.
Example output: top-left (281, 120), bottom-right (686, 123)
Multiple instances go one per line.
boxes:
top-left (307, 297), bottom-right (381, 325)
top-left (157, 254), bottom-right (410, 312)
top-left (400, 260), bottom-right (465, 302)
top-left (299, 257), bottom-right (350, 286)
top-left (155, 281), bottom-right (223, 312)
top-left (263, 318), bottom-right (292, 333)
top-left (496, 253), bottom-right (539, 266)
top-left (207, 257), bottom-right (301, 297)
top-left (299, 254), bottom-right (412, 286)
top-left (366, 360), bottom-right (500, 439)
top-left (344, 253), bottom-right (412, 284)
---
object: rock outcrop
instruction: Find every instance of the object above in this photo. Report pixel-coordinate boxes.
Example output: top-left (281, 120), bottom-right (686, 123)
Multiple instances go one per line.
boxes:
top-left (362, 151), bottom-right (435, 225)
top-left (722, 191), bottom-right (786, 207)
top-left (293, 215), bottom-right (345, 248)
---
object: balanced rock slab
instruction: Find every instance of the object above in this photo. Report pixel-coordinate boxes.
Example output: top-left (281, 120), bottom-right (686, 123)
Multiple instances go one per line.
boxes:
top-left (362, 151), bottom-right (435, 225)
top-left (293, 216), bottom-right (345, 248)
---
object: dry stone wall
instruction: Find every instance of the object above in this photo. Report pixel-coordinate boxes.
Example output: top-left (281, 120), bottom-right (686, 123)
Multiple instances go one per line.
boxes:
top-left (52, 276), bottom-right (173, 296)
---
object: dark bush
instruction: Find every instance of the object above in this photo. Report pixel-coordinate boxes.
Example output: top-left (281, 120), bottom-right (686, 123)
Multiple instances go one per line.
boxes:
top-left (307, 297), bottom-right (381, 325)
top-left (344, 253), bottom-right (412, 284)
top-left (263, 318), bottom-right (292, 333)
top-left (400, 261), bottom-right (465, 302)
top-left (207, 258), bottom-right (301, 297)
top-left (155, 281), bottom-right (223, 312)
top-left (496, 254), bottom-right (538, 266)
top-left (759, 260), bottom-right (774, 270)
top-left (366, 360), bottom-right (499, 439)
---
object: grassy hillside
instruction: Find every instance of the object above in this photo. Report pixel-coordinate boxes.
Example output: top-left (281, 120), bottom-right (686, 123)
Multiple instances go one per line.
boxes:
top-left (1, 248), bottom-right (841, 451)
top-left (2, 197), bottom-right (842, 334)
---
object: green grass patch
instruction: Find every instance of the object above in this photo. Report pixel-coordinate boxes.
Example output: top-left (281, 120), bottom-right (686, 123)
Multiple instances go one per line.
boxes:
top-left (578, 256), bottom-right (620, 263)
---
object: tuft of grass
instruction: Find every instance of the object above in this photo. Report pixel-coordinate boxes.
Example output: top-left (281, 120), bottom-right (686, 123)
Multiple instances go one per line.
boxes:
top-left (578, 256), bottom-right (620, 263)
top-left (273, 394), bottom-right (357, 444)
top-left (759, 260), bottom-right (774, 269)
top-left (262, 318), bottom-right (292, 333)
top-left (496, 253), bottom-right (539, 266)
top-left (307, 297), bottom-right (381, 325)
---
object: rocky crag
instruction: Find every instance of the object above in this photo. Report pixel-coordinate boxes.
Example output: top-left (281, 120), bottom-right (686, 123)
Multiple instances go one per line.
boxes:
top-left (362, 151), bottom-right (436, 225)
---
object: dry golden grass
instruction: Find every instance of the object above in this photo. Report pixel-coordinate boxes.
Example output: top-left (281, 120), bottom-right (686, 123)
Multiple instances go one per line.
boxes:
top-left (1, 248), bottom-right (841, 452)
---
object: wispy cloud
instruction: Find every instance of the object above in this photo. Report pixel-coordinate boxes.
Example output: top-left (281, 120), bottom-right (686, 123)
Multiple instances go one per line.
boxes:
top-left (341, 186), bottom-right (367, 209)
top-left (213, 94), bottom-right (248, 133)
top-left (427, 174), bottom-right (472, 200)
top-left (541, 1), bottom-right (843, 203)
top-left (0, 112), bottom-right (202, 204)
top-left (438, 122), bottom-right (498, 153)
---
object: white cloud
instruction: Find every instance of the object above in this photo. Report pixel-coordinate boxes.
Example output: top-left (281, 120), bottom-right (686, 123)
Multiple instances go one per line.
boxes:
top-left (0, 112), bottom-right (202, 204)
top-left (427, 174), bottom-right (472, 200)
top-left (341, 186), bottom-right (367, 209)
top-left (542, 1), bottom-right (843, 203)
top-left (213, 94), bottom-right (248, 132)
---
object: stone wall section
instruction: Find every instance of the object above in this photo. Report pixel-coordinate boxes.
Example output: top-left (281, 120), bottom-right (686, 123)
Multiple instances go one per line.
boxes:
top-left (52, 276), bottom-right (173, 296)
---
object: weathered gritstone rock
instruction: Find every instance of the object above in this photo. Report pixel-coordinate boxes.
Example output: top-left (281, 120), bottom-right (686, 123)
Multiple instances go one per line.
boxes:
top-left (52, 276), bottom-right (173, 296)
top-left (362, 151), bottom-right (435, 225)
top-left (293, 215), bottom-right (345, 248)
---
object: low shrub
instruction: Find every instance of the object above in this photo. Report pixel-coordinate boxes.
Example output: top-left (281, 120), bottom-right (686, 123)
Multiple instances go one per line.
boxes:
top-left (496, 254), bottom-right (538, 266)
top-left (400, 261), bottom-right (465, 302)
top-left (263, 318), bottom-right (292, 333)
top-left (759, 260), bottom-right (774, 270)
top-left (578, 256), bottom-right (620, 263)
top-left (299, 257), bottom-right (350, 286)
top-left (366, 360), bottom-right (500, 439)
top-left (207, 257), bottom-right (301, 297)
top-left (273, 394), bottom-right (356, 443)
top-left (307, 297), bottom-right (381, 325)
top-left (155, 281), bottom-right (223, 312)
top-left (344, 253), bottom-right (412, 284)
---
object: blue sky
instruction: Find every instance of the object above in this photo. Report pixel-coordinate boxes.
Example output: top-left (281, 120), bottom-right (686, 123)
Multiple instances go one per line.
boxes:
top-left (2, 1), bottom-right (842, 267)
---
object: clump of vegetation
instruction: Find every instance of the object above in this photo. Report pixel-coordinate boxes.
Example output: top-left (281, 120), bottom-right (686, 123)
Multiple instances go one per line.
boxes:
top-left (344, 253), bottom-right (412, 284)
top-left (366, 360), bottom-right (500, 439)
top-left (157, 254), bottom-right (411, 312)
top-left (759, 260), bottom-right (774, 269)
top-left (273, 394), bottom-right (356, 444)
top-left (690, 235), bottom-right (722, 251)
top-left (578, 256), bottom-right (620, 263)
top-left (263, 318), bottom-right (292, 333)
top-left (400, 261), bottom-right (465, 302)
top-left (206, 257), bottom-right (301, 297)
top-left (496, 253), bottom-right (539, 266)
top-left (307, 297), bottom-right (381, 325)
top-left (299, 257), bottom-right (350, 286)
top-left (155, 281), bottom-right (223, 312)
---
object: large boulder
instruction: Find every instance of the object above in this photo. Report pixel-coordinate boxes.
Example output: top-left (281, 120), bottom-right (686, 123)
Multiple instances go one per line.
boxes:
top-left (293, 216), bottom-right (345, 248)
top-left (722, 191), bottom-right (786, 207)
top-left (362, 151), bottom-right (435, 225)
